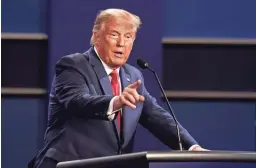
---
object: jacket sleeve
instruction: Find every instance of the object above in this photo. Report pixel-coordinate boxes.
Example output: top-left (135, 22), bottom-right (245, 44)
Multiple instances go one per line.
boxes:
top-left (54, 55), bottom-right (113, 119)
top-left (138, 75), bottom-right (198, 150)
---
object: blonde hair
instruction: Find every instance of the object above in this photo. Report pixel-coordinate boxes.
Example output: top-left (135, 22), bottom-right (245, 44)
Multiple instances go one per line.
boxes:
top-left (90, 8), bottom-right (142, 46)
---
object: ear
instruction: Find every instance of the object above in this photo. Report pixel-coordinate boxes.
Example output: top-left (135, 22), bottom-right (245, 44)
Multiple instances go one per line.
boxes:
top-left (93, 32), bottom-right (100, 44)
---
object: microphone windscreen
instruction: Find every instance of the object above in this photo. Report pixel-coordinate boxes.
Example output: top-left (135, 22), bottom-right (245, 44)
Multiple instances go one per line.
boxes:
top-left (137, 59), bottom-right (148, 69)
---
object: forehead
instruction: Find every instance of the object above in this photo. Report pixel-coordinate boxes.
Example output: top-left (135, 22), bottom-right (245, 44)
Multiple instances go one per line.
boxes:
top-left (102, 18), bottom-right (136, 33)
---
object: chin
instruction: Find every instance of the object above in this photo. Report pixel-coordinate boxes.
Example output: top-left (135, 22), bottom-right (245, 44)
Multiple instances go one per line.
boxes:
top-left (112, 62), bottom-right (125, 68)
top-left (112, 59), bottom-right (126, 66)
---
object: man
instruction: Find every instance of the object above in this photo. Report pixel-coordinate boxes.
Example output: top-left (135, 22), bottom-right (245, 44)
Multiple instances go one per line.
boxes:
top-left (34, 8), bottom-right (207, 168)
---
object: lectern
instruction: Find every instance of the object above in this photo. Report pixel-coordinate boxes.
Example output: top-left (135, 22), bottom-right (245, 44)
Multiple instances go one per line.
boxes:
top-left (56, 151), bottom-right (256, 168)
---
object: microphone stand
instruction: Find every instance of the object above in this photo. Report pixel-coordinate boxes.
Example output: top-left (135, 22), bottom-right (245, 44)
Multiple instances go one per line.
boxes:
top-left (147, 66), bottom-right (183, 151)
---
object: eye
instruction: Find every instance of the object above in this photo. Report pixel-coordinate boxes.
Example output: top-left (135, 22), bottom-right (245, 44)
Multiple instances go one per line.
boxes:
top-left (110, 33), bottom-right (118, 37)
top-left (125, 34), bottom-right (132, 39)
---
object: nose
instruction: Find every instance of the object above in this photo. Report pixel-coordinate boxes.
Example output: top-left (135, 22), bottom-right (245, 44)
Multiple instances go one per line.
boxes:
top-left (117, 36), bottom-right (125, 47)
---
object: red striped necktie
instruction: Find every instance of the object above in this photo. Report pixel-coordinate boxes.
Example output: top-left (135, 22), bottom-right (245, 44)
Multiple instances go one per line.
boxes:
top-left (110, 69), bottom-right (121, 131)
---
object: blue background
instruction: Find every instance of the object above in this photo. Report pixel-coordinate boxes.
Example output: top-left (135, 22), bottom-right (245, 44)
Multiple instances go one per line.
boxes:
top-left (164, 0), bottom-right (256, 38)
top-left (2, 0), bottom-right (256, 168)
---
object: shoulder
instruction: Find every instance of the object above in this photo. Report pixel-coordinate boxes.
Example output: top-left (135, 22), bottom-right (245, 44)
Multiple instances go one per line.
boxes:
top-left (123, 63), bottom-right (140, 72)
top-left (53, 52), bottom-right (91, 77)
top-left (123, 63), bottom-right (143, 78)
top-left (56, 52), bottom-right (88, 67)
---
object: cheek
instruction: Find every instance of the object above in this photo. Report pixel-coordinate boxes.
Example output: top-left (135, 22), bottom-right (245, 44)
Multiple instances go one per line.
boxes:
top-left (125, 42), bottom-right (134, 52)
top-left (107, 39), bottom-right (117, 47)
top-left (128, 40), bottom-right (134, 47)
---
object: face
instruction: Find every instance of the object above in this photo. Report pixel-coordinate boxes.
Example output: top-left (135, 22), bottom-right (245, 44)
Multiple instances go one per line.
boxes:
top-left (94, 18), bottom-right (136, 68)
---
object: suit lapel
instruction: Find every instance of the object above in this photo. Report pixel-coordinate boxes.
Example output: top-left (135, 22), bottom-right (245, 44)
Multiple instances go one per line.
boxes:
top-left (120, 67), bottom-right (134, 145)
top-left (88, 48), bottom-right (113, 96)
top-left (88, 48), bottom-right (121, 140)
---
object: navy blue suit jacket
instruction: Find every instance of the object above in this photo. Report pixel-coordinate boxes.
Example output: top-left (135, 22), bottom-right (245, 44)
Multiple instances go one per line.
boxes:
top-left (34, 47), bottom-right (197, 166)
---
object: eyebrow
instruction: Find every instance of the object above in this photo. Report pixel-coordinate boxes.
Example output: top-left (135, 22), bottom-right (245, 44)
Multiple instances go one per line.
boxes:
top-left (108, 30), bottom-right (135, 35)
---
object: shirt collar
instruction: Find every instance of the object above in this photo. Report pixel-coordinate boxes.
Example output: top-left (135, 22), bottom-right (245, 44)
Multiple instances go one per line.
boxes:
top-left (94, 46), bottom-right (120, 76)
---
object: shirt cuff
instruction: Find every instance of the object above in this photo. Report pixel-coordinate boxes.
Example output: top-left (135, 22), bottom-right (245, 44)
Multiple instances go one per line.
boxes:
top-left (188, 144), bottom-right (200, 151)
top-left (107, 96), bottom-right (121, 120)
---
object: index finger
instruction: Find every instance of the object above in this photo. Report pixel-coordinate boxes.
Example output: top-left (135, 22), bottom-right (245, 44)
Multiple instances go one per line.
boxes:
top-left (128, 80), bottom-right (142, 89)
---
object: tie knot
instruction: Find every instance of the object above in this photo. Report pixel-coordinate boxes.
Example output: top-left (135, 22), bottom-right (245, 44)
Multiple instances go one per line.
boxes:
top-left (110, 69), bottom-right (118, 78)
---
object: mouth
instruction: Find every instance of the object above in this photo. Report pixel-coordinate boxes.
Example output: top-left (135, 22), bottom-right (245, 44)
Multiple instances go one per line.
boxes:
top-left (113, 51), bottom-right (124, 58)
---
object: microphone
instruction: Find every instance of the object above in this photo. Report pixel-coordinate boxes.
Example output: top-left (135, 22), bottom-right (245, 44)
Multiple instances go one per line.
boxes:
top-left (137, 58), bottom-right (183, 151)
